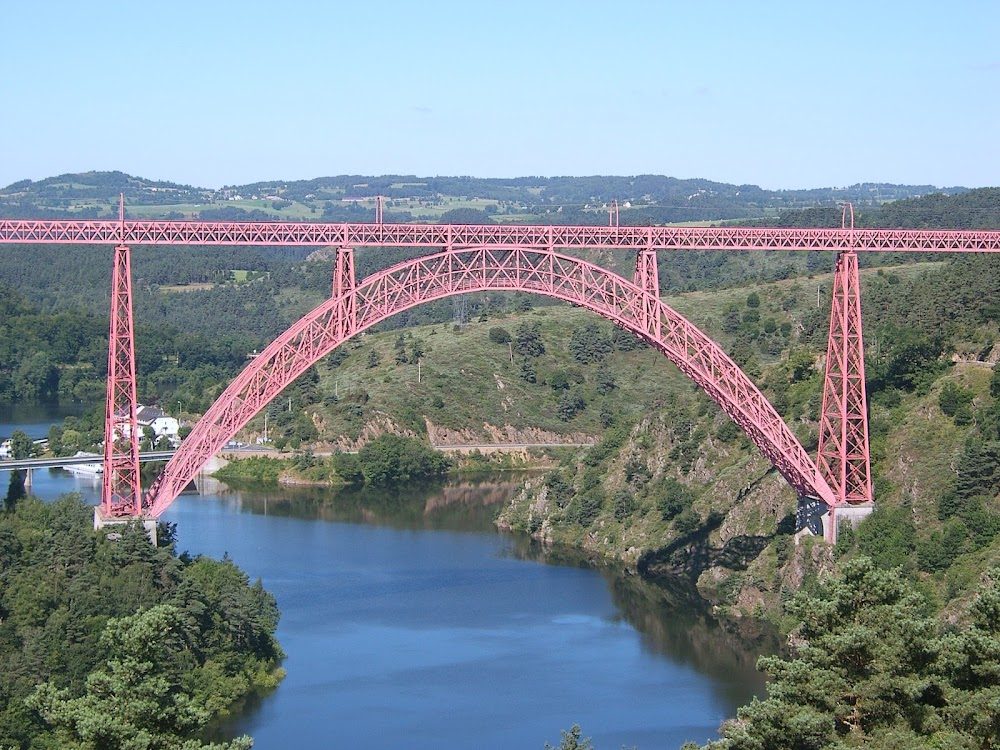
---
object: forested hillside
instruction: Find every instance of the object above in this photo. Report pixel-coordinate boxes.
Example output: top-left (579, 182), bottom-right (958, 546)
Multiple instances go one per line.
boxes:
top-left (2, 173), bottom-right (1000, 749)
top-left (0, 496), bottom-right (283, 749)
top-left (4, 180), bottom-right (1000, 618)
top-left (494, 188), bottom-right (1000, 621)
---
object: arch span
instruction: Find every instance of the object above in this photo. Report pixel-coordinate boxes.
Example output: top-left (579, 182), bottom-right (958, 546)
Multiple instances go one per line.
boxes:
top-left (145, 246), bottom-right (838, 516)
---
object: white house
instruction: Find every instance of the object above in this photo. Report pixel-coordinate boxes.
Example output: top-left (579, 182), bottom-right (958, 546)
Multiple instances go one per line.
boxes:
top-left (114, 405), bottom-right (179, 441)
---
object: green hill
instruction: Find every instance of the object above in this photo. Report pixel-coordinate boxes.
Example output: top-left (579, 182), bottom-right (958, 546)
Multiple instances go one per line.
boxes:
top-left (5, 176), bottom-right (1000, 623)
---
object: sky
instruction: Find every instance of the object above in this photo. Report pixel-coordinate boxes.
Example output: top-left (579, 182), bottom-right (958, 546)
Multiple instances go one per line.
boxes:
top-left (2, 0), bottom-right (998, 191)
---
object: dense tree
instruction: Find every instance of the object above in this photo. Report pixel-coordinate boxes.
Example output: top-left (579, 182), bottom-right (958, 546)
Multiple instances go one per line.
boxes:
top-left (568, 322), bottom-right (612, 364)
top-left (514, 322), bottom-right (545, 357)
top-left (594, 364), bottom-right (616, 395)
top-left (656, 478), bottom-right (696, 521)
top-left (939, 381), bottom-right (974, 419)
top-left (545, 725), bottom-right (593, 750)
top-left (698, 559), bottom-right (1000, 750)
top-left (557, 390), bottom-right (586, 421)
top-left (0, 496), bottom-right (282, 749)
top-left (9, 430), bottom-right (33, 460)
top-left (357, 435), bottom-right (450, 485)
top-left (866, 326), bottom-right (947, 395)
top-left (518, 357), bottom-right (537, 383)
top-left (611, 325), bottom-right (645, 352)
top-left (29, 605), bottom-right (253, 750)
top-left (954, 438), bottom-right (1000, 502)
top-left (488, 326), bottom-right (511, 344)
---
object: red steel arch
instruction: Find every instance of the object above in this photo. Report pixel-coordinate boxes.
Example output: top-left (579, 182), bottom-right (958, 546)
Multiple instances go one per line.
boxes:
top-left (144, 246), bottom-right (838, 517)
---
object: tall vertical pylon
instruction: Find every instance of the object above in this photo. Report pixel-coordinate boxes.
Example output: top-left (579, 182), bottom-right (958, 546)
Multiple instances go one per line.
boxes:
top-left (100, 195), bottom-right (142, 517)
top-left (633, 247), bottom-right (661, 338)
top-left (816, 206), bottom-right (873, 507)
top-left (333, 246), bottom-right (356, 339)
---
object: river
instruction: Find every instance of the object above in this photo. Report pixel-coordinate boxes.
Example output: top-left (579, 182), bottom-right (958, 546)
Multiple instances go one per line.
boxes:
top-left (3, 409), bottom-right (770, 750)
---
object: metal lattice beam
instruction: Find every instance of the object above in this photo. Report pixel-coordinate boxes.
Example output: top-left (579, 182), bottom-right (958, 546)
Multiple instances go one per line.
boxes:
top-left (2, 219), bottom-right (1000, 252)
top-left (143, 246), bottom-right (838, 517)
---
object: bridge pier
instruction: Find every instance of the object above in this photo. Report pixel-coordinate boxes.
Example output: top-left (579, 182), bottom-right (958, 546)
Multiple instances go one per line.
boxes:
top-left (824, 502), bottom-right (875, 543)
top-left (93, 506), bottom-right (158, 545)
top-left (797, 497), bottom-right (874, 544)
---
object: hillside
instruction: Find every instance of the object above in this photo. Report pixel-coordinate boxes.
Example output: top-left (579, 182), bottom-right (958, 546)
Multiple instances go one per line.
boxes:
top-left (215, 188), bottom-right (1000, 624)
top-left (4, 176), bottom-right (1000, 624)
top-left (267, 256), bottom-right (998, 618)
top-left (0, 170), bottom-right (962, 225)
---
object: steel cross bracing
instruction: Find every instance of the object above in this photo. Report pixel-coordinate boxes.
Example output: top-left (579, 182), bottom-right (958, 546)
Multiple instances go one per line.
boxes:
top-left (817, 251), bottom-right (872, 504)
top-left (143, 247), bottom-right (838, 517)
top-left (3, 219), bottom-right (1000, 252)
top-left (101, 243), bottom-right (142, 517)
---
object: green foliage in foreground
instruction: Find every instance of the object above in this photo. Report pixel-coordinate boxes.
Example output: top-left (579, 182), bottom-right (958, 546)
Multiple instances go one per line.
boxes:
top-left (0, 495), bottom-right (283, 749)
top-left (683, 558), bottom-right (1000, 750)
top-left (545, 724), bottom-right (593, 750)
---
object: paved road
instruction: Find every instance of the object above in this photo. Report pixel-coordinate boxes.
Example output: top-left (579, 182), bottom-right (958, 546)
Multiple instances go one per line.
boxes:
top-left (0, 442), bottom-right (594, 473)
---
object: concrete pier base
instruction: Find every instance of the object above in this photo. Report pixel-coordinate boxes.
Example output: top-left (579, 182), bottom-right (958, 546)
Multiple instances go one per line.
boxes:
top-left (822, 502), bottom-right (875, 544)
top-left (796, 498), bottom-right (875, 544)
top-left (93, 507), bottom-right (158, 545)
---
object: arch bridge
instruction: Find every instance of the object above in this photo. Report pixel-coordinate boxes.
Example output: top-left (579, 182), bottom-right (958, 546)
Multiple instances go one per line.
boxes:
top-left (4, 211), bottom-right (1000, 541)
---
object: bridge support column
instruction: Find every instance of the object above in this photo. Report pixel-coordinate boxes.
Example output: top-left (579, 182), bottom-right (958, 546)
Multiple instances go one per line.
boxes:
top-left (797, 497), bottom-right (875, 544)
top-left (817, 250), bottom-right (873, 506)
top-left (333, 246), bottom-right (356, 338)
top-left (634, 249), bottom-right (660, 337)
top-left (93, 508), bottom-right (158, 545)
top-left (822, 502), bottom-right (875, 543)
top-left (101, 241), bottom-right (142, 517)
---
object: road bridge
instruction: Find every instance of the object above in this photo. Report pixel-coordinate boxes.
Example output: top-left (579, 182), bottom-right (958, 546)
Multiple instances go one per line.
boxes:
top-left (0, 451), bottom-right (176, 472)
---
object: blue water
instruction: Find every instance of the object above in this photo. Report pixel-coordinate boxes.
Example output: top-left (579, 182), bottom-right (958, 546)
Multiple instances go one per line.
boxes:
top-left (0, 401), bottom-right (94, 440)
top-left (4, 410), bottom-right (769, 750)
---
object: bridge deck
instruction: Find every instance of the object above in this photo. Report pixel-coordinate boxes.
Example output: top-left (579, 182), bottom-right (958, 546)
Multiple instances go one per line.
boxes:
top-left (1, 220), bottom-right (999, 252)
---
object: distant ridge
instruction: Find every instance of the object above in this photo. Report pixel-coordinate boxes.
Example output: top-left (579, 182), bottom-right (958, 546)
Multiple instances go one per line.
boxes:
top-left (0, 170), bottom-right (968, 224)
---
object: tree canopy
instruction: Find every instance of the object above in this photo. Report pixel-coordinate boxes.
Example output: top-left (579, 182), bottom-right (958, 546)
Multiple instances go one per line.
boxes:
top-left (691, 558), bottom-right (1000, 750)
top-left (0, 495), bottom-right (283, 749)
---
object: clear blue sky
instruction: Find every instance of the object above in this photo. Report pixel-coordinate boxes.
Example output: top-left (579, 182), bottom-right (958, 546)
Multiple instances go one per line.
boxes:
top-left (2, 0), bottom-right (998, 190)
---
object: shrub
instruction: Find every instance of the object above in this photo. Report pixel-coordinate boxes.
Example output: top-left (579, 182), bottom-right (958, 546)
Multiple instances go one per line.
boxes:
top-left (488, 327), bottom-right (511, 344)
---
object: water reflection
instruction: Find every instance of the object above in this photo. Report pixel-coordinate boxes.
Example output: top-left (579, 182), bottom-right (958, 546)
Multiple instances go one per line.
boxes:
top-left (220, 474), bottom-right (771, 702)
top-left (0, 401), bottom-right (95, 439)
top-left (213, 474), bottom-right (523, 531)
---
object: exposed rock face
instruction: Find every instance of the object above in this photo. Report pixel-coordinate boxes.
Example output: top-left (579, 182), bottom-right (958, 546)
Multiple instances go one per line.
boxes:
top-left (313, 413), bottom-right (594, 453)
top-left (323, 414), bottom-right (416, 452)
top-left (496, 410), bottom-right (817, 618)
top-left (424, 419), bottom-right (595, 447)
